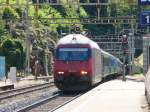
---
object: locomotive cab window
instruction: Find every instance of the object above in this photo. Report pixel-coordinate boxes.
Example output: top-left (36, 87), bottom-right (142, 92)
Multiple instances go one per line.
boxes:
top-left (56, 48), bottom-right (91, 61)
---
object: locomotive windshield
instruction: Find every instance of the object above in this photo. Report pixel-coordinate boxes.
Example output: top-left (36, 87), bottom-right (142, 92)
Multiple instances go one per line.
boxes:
top-left (56, 48), bottom-right (90, 61)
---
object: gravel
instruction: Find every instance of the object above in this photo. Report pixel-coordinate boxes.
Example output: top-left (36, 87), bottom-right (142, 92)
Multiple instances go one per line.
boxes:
top-left (0, 87), bottom-right (58, 112)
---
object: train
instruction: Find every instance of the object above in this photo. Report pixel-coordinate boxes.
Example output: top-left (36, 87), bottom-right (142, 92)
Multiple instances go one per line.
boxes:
top-left (54, 34), bottom-right (123, 91)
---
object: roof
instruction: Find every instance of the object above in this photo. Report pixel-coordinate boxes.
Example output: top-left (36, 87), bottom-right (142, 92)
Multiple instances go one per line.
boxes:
top-left (57, 34), bottom-right (100, 49)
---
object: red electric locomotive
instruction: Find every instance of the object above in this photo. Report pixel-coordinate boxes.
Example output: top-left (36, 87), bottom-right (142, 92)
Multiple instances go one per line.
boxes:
top-left (54, 34), bottom-right (122, 91)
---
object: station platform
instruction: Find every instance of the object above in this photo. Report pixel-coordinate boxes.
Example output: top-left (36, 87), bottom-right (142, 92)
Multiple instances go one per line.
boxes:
top-left (0, 80), bottom-right (14, 90)
top-left (54, 78), bottom-right (147, 112)
top-left (0, 76), bottom-right (53, 91)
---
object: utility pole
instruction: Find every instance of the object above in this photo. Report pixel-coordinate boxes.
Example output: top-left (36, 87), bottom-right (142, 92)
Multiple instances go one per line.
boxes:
top-left (97, 0), bottom-right (100, 20)
top-left (130, 19), bottom-right (135, 74)
top-left (123, 54), bottom-right (126, 81)
top-left (6, 0), bottom-right (9, 4)
top-left (44, 42), bottom-right (49, 76)
top-left (25, 0), bottom-right (30, 74)
top-left (122, 35), bottom-right (127, 81)
top-left (147, 26), bottom-right (150, 34)
top-left (128, 33), bottom-right (132, 74)
top-left (16, 0), bottom-right (19, 5)
top-left (35, 0), bottom-right (39, 17)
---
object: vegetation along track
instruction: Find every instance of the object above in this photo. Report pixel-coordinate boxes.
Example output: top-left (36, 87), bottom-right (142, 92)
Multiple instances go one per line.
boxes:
top-left (16, 92), bottom-right (82, 112)
top-left (0, 82), bottom-right (54, 101)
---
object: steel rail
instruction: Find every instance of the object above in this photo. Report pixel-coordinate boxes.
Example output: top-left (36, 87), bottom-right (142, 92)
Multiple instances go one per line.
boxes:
top-left (16, 93), bottom-right (60, 112)
top-left (49, 94), bottom-right (83, 112)
top-left (0, 82), bottom-right (54, 101)
top-left (0, 82), bottom-right (53, 95)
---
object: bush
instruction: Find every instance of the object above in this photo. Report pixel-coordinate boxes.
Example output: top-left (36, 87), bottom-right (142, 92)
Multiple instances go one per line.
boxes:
top-left (2, 6), bottom-right (19, 20)
top-left (1, 38), bottom-right (25, 71)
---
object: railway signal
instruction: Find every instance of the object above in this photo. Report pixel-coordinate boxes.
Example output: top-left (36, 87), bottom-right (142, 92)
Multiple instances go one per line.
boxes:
top-left (122, 35), bottom-right (128, 81)
top-left (75, 26), bottom-right (81, 33)
top-left (122, 35), bottom-right (128, 54)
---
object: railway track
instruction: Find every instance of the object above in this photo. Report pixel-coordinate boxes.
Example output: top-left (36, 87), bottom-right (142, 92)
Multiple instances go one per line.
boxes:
top-left (0, 82), bottom-right (54, 101)
top-left (15, 74), bottom-right (119, 112)
top-left (0, 75), bottom-right (119, 112)
top-left (0, 82), bottom-right (59, 112)
top-left (16, 92), bottom-right (82, 112)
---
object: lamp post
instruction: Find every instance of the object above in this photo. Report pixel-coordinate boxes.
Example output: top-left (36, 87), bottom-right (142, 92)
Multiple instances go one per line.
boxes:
top-left (25, 0), bottom-right (30, 75)
top-left (129, 33), bottom-right (133, 74)
top-left (122, 35), bottom-right (127, 81)
top-left (42, 41), bottom-right (49, 76)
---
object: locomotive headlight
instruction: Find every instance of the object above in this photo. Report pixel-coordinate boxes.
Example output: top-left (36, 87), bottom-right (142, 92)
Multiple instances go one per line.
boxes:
top-left (58, 71), bottom-right (64, 75)
top-left (81, 70), bottom-right (88, 75)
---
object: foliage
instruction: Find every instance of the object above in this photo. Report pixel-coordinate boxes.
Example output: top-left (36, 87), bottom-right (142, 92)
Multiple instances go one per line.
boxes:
top-left (15, 8), bottom-right (22, 17)
top-left (79, 7), bottom-right (88, 18)
top-left (0, 37), bottom-right (25, 71)
top-left (0, 23), bottom-right (6, 41)
top-left (0, 0), bottom-right (139, 37)
top-left (2, 6), bottom-right (19, 20)
top-left (0, 0), bottom-right (140, 72)
top-left (28, 5), bottom-right (36, 16)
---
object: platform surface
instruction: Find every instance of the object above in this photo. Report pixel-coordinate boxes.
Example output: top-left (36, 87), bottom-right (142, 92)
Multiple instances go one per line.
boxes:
top-left (54, 79), bottom-right (147, 112)
top-left (0, 80), bottom-right (13, 87)
top-left (0, 76), bottom-right (53, 90)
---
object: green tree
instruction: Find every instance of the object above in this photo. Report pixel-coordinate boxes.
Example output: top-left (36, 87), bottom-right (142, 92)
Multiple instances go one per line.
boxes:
top-left (2, 6), bottom-right (19, 31)
top-left (0, 38), bottom-right (25, 72)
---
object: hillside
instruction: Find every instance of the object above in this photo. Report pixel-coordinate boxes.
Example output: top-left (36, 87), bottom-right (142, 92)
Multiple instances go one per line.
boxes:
top-left (0, 0), bottom-right (140, 76)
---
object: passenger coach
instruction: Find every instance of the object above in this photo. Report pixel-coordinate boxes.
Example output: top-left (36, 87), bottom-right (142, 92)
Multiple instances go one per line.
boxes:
top-left (54, 34), bottom-right (123, 91)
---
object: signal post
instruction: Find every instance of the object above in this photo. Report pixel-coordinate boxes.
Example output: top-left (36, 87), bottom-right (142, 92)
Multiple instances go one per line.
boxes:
top-left (122, 35), bottom-right (128, 81)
